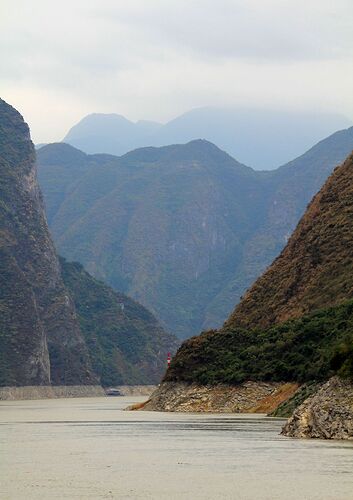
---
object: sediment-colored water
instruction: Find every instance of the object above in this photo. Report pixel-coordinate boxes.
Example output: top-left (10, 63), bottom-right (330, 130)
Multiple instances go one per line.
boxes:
top-left (1, 397), bottom-right (352, 499)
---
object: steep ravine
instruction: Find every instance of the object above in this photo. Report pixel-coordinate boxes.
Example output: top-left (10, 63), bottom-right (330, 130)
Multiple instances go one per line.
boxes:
top-left (60, 258), bottom-right (179, 386)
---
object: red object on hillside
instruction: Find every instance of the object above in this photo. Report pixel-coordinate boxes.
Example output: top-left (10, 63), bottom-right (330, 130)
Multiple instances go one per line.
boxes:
top-left (167, 352), bottom-right (171, 367)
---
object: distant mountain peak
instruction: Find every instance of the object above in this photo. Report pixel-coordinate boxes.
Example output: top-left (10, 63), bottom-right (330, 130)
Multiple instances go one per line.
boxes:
top-left (61, 107), bottom-right (352, 169)
top-left (77, 112), bottom-right (133, 123)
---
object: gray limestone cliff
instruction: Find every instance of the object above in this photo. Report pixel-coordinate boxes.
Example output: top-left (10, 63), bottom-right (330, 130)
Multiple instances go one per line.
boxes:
top-left (0, 98), bottom-right (96, 386)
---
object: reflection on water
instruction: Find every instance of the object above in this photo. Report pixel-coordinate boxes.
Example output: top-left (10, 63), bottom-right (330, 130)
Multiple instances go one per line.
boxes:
top-left (1, 397), bottom-right (353, 499)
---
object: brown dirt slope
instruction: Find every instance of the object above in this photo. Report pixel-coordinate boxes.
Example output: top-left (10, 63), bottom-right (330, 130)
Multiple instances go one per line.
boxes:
top-left (227, 152), bottom-right (353, 330)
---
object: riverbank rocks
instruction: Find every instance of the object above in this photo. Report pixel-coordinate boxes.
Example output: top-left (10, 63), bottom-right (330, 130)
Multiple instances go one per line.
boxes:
top-left (282, 377), bottom-right (353, 440)
top-left (141, 381), bottom-right (299, 413)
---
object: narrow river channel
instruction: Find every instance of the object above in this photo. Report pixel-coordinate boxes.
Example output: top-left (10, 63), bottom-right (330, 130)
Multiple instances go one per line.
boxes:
top-left (1, 397), bottom-right (353, 499)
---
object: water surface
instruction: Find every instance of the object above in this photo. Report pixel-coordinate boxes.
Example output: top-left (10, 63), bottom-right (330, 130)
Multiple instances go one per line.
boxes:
top-left (1, 397), bottom-right (353, 499)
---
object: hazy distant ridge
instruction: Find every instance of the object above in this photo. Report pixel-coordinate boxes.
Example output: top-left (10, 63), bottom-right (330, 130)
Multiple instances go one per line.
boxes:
top-left (63, 107), bottom-right (352, 170)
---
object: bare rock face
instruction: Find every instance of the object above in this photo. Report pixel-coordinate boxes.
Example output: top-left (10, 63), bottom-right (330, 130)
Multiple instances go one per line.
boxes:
top-left (141, 381), bottom-right (298, 413)
top-left (282, 377), bottom-right (353, 440)
top-left (0, 98), bottom-right (96, 386)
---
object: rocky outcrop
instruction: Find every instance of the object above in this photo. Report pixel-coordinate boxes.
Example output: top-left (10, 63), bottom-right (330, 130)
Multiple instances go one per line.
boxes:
top-left (0, 99), bottom-right (180, 389)
top-left (0, 98), bottom-right (96, 386)
top-left (282, 377), bottom-right (353, 440)
top-left (141, 381), bottom-right (298, 413)
top-left (270, 382), bottom-right (320, 418)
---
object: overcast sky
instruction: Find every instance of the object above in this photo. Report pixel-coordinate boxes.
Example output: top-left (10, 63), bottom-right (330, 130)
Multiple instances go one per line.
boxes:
top-left (1, 0), bottom-right (353, 143)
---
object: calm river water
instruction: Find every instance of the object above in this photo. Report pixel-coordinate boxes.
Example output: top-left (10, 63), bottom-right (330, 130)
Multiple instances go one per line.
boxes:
top-left (1, 396), bottom-right (353, 499)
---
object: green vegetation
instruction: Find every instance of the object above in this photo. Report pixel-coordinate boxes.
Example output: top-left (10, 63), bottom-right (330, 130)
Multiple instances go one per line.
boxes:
top-left (163, 152), bottom-right (353, 391)
top-left (166, 300), bottom-right (353, 385)
top-left (60, 258), bottom-right (179, 386)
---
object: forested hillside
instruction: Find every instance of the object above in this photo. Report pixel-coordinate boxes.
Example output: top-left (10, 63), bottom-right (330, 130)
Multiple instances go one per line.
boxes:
top-left (61, 258), bottom-right (179, 386)
top-left (37, 127), bottom-right (353, 338)
top-left (165, 153), bottom-right (353, 386)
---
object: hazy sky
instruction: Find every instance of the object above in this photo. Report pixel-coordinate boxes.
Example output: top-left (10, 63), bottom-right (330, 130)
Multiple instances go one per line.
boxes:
top-left (1, 0), bottom-right (353, 143)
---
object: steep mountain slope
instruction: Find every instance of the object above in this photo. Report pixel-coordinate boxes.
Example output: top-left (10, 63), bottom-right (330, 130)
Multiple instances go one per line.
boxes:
top-left (141, 153), bottom-right (353, 422)
top-left (61, 258), bottom-right (179, 386)
top-left (0, 98), bottom-right (96, 386)
top-left (163, 152), bottom-right (353, 386)
top-left (62, 107), bottom-right (351, 170)
top-left (37, 127), bottom-right (353, 338)
top-left (38, 140), bottom-right (266, 338)
top-left (204, 125), bottom-right (353, 327)
top-left (0, 98), bottom-right (179, 389)
top-left (37, 142), bottom-right (116, 224)
top-left (228, 152), bottom-right (353, 330)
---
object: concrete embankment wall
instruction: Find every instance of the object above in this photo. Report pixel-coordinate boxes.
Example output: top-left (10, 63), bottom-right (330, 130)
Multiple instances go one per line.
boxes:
top-left (0, 385), bottom-right (105, 400)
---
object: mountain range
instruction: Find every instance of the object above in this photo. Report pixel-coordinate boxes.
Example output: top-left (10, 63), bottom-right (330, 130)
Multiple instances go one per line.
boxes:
top-left (164, 151), bottom-right (353, 387)
top-left (63, 107), bottom-right (352, 170)
top-left (37, 125), bottom-right (353, 338)
top-left (0, 98), bottom-right (177, 388)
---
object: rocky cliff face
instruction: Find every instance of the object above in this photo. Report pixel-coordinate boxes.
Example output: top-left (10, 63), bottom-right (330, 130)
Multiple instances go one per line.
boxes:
top-left (282, 377), bottom-right (353, 440)
top-left (0, 98), bottom-right (96, 386)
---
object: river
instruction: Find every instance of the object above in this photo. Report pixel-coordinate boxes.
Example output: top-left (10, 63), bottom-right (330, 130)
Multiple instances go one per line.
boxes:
top-left (1, 397), bottom-right (353, 499)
